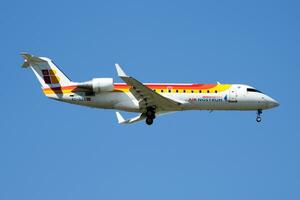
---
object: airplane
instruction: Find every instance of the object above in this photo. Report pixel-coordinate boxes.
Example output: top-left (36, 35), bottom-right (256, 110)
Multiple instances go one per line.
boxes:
top-left (21, 53), bottom-right (279, 125)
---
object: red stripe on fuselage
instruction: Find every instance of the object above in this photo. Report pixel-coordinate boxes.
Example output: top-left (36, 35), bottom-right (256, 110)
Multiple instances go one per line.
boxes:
top-left (43, 83), bottom-right (218, 93)
top-left (114, 83), bottom-right (217, 89)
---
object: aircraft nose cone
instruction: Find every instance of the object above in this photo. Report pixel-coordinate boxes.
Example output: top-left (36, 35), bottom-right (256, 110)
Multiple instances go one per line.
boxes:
top-left (273, 100), bottom-right (280, 107)
top-left (267, 97), bottom-right (280, 108)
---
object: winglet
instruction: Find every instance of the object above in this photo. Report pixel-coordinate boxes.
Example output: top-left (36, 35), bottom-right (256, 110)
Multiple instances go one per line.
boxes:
top-left (115, 63), bottom-right (128, 77)
top-left (116, 112), bottom-right (126, 124)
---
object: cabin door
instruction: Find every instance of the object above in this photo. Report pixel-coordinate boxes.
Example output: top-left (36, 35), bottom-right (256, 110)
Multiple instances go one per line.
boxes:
top-left (228, 88), bottom-right (238, 103)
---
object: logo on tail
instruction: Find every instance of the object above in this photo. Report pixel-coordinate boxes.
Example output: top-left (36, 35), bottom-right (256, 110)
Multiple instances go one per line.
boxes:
top-left (42, 69), bottom-right (60, 84)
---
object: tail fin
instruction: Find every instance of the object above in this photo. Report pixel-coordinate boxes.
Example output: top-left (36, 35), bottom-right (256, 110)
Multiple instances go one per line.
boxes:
top-left (21, 53), bottom-right (72, 88)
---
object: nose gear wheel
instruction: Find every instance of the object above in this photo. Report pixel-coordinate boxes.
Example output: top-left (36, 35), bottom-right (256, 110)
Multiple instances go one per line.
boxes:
top-left (256, 109), bottom-right (262, 122)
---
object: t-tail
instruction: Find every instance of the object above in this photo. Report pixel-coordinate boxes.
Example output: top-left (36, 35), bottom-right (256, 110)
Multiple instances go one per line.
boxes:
top-left (21, 53), bottom-right (73, 99)
top-left (21, 53), bottom-right (73, 98)
top-left (21, 53), bottom-right (116, 100)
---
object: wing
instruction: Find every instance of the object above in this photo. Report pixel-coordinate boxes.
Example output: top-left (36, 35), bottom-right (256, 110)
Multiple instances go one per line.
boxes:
top-left (116, 112), bottom-right (146, 124)
top-left (115, 64), bottom-right (182, 112)
top-left (116, 111), bottom-right (174, 125)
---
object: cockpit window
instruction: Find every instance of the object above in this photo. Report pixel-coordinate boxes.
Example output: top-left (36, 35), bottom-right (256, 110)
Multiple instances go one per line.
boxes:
top-left (247, 88), bottom-right (262, 93)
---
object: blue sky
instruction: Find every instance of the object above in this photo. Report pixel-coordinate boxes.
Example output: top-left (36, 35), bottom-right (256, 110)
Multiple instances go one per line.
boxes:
top-left (1, 0), bottom-right (299, 199)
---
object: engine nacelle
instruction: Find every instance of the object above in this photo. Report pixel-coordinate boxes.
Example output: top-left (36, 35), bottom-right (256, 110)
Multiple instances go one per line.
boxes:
top-left (92, 78), bottom-right (114, 93)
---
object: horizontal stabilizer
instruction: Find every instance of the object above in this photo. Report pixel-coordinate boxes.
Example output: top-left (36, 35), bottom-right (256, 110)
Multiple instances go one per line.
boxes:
top-left (21, 53), bottom-right (32, 68)
top-left (20, 52), bottom-right (46, 68)
top-left (22, 60), bottom-right (30, 68)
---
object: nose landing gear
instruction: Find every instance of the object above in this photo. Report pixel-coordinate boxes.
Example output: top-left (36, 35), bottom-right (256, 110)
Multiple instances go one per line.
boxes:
top-left (256, 109), bottom-right (262, 122)
top-left (145, 107), bottom-right (156, 125)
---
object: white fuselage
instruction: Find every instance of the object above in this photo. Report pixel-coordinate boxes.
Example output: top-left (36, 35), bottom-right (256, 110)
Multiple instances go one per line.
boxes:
top-left (47, 83), bottom-right (279, 113)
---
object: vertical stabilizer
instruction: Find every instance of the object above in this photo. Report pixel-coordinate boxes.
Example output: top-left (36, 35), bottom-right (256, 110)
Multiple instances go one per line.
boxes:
top-left (21, 53), bottom-right (71, 88)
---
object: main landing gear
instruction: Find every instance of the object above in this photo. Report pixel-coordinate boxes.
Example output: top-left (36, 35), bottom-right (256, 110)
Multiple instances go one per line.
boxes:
top-left (145, 107), bottom-right (156, 125)
top-left (256, 109), bottom-right (262, 123)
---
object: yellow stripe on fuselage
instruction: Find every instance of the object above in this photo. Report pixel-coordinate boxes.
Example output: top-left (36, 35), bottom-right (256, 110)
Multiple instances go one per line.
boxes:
top-left (43, 84), bottom-right (232, 95)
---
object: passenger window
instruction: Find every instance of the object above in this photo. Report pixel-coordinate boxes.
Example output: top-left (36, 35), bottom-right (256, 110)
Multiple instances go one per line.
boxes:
top-left (207, 90), bottom-right (210, 93)
top-left (176, 90), bottom-right (178, 93)
top-left (215, 90), bottom-right (217, 93)
top-left (191, 90), bottom-right (194, 93)
top-left (199, 90), bottom-right (202, 93)
top-left (161, 90), bottom-right (164, 93)
top-left (168, 89), bottom-right (171, 93)
top-left (183, 90), bottom-right (186, 93)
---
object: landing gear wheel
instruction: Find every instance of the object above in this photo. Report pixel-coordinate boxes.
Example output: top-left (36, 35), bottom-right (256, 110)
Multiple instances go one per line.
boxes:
top-left (146, 118), bottom-right (153, 125)
top-left (256, 116), bottom-right (262, 123)
top-left (146, 110), bottom-right (155, 119)
top-left (146, 108), bottom-right (156, 119)
top-left (256, 109), bottom-right (262, 123)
